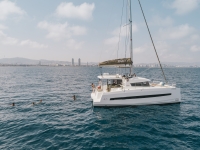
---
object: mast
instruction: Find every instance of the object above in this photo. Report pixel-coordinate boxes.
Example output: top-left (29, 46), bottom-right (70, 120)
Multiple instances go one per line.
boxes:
top-left (129, 0), bottom-right (133, 75)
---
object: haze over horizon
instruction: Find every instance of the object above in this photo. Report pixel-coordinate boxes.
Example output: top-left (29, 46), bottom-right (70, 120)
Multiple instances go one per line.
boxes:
top-left (0, 0), bottom-right (200, 63)
top-left (1, 57), bottom-right (200, 67)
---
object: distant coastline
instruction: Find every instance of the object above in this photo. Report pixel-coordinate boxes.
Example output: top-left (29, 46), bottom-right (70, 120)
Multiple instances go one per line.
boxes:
top-left (0, 57), bottom-right (199, 68)
top-left (0, 64), bottom-right (199, 68)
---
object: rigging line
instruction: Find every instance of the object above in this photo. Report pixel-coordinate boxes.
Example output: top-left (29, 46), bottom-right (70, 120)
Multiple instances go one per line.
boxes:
top-left (125, 0), bottom-right (128, 73)
top-left (125, 0), bottom-right (128, 59)
top-left (117, 0), bottom-right (125, 59)
top-left (137, 0), bottom-right (167, 83)
top-left (108, 0), bottom-right (125, 60)
top-left (99, 67), bottom-right (103, 75)
top-left (125, 0), bottom-right (130, 59)
top-left (137, 67), bottom-right (152, 75)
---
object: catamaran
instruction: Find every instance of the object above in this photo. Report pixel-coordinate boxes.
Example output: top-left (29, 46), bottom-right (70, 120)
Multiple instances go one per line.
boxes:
top-left (91, 0), bottom-right (181, 107)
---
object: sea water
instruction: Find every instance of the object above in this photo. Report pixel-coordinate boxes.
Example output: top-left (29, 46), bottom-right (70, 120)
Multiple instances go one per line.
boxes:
top-left (0, 67), bottom-right (199, 149)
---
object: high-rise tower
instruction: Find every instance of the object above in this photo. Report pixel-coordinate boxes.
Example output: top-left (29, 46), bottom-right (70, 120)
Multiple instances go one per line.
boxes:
top-left (72, 58), bottom-right (74, 66)
top-left (78, 58), bottom-right (81, 66)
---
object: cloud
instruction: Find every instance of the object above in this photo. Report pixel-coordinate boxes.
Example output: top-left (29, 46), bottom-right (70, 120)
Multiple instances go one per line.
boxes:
top-left (65, 39), bottom-right (84, 50)
top-left (37, 21), bottom-right (86, 41)
top-left (55, 2), bottom-right (95, 20)
top-left (190, 45), bottom-right (200, 52)
top-left (112, 24), bottom-right (138, 37)
top-left (104, 36), bottom-right (118, 45)
top-left (0, 31), bottom-right (47, 49)
top-left (161, 53), bottom-right (191, 62)
top-left (104, 24), bottom-right (138, 45)
top-left (159, 24), bottom-right (194, 40)
top-left (0, 30), bottom-right (19, 45)
top-left (133, 41), bottom-right (169, 54)
top-left (170, 0), bottom-right (200, 15)
top-left (190, 34), bottom-right (200, 41)
top-left (0, 0), bottom-right (25, 20)
top-left (133, 42), bottom-right (195, 63)
top-left (133, 46), bottom-right (146, 53)
top-left (0, 24), bottom-right (7, 30)
top-left (150, 16), bottom-right (173, 26)
top-left (70, 26), bottom-right (87, 35)
top-left (20, 40), bottom-right (48, 49)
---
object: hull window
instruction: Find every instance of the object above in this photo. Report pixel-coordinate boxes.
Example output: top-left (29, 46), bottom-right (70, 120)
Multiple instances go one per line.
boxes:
top-left (131, 82), bottom-right (150, 87)
top-left (110, 93), bottom-right (171, 100)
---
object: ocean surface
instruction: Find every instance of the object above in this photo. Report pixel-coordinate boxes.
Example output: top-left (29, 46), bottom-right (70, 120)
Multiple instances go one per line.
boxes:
top-left (0, 66), bottom-right (199, 149)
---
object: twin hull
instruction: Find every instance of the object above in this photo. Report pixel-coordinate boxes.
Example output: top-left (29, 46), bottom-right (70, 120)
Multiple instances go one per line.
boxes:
top-left (91, 88), bottom-right (181, 107)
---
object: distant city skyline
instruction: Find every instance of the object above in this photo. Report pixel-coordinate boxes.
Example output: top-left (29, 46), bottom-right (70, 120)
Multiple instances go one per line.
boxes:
top-left (0, 0), bottom-right (200, 63)
top-left (0, 57), bottom-right (98, 66)
top-left (71, 58), bottom-right (81, 66)
top-left (71, 58), bottom-right (74, 66)
top-left (1, 57), bottom-right (200, 67)
top-left (1, 57), bottom-right (199, 68)
top-left (78, 58), bottom-right (81, 66)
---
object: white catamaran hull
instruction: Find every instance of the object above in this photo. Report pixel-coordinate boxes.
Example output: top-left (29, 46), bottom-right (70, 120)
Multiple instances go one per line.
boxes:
top-left (91, 88), bottom-right (181, 107)
top-left (90, 0), bottom-right (181, 107)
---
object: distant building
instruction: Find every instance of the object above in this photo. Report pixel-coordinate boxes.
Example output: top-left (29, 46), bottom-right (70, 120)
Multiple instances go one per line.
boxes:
top-left (72, 58), bottom-right (74, 66)
top-left (78, 58), bottom-right (81, 66)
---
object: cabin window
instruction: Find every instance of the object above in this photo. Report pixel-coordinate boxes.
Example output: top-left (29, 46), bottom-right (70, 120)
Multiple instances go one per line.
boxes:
top-left (110, 79), bottom-right (122, 85)
top-left (131, 82), bottom-right (150, 87)
top-left (117, 80), bottom-right (122, 85)
top-left (109, 79), bottom-right (122, 88)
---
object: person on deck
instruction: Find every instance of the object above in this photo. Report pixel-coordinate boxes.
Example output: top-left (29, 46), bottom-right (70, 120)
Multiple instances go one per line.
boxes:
top-left (98, 80), bottom-right (102, 90)
top-left (108, 80), bottom-right (111, 85)
top-left (107, 80), bottom-right (112, 92)
top-left (91, 83), bottom-right (95, 93)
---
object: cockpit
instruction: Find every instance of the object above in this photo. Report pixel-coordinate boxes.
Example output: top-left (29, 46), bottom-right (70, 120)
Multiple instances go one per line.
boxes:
top-left (96, 73), bottom-right (151, 92)
top-left (108, 79), bottom-right (122, 88)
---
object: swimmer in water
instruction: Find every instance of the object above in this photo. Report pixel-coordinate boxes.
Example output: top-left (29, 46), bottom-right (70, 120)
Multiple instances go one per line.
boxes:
top-left (32, 102), bottom-right (35, 105)
top-left (12, 103), bottom-right (15, 106)
top-left (73, 95), bottom-right (76, 100)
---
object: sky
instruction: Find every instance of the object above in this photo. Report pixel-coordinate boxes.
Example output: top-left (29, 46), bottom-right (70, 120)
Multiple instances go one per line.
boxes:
top-left (0, 0), bottom-right (200, 63)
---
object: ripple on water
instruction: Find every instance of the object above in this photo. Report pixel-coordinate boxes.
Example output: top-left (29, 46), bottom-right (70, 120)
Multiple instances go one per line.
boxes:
top-left (0, 67), bottom-right (200, 149)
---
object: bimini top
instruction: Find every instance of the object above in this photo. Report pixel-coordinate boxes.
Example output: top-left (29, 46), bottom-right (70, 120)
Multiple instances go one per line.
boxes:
top-left (99, 58), bottom-right (132, 67)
